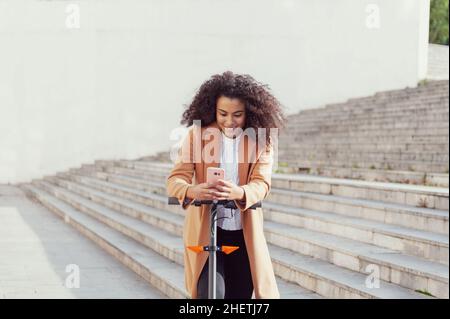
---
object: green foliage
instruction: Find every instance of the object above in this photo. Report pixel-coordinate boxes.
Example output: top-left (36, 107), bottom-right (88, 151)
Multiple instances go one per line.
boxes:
top-left (415, 289), bottom-right (435, 297)
top-left (429, 0), bottom-right (449, 44)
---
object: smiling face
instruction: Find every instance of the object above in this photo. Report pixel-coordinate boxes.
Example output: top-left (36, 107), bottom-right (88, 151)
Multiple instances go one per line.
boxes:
top-left (216, 95), bottom-right (246, 138)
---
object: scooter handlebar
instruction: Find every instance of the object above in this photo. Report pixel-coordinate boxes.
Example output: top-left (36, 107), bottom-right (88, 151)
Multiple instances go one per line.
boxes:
top-left (167, 197), bottom-right (261, 209)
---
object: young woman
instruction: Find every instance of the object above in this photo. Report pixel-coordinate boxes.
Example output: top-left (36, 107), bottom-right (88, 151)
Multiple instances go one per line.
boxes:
top-left (166, 71), bottom-right (286, 299)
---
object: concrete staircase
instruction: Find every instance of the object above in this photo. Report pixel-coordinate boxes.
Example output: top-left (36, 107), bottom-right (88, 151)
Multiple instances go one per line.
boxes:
top-left (18, 159), bottom-right (449, 299)
top-left (278, 80), bottom-right (449, 187)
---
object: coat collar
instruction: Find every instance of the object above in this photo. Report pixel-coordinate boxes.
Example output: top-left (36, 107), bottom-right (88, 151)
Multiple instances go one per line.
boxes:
top-left (200, 121), bottom-right (260, 185)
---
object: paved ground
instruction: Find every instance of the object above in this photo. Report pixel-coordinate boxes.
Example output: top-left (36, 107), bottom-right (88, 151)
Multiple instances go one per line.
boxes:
top-left (0, 185), bottom-right (166, 299)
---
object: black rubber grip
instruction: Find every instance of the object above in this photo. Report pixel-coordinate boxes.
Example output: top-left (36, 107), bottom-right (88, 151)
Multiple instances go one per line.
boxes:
top-left (167, 197), bottom-right (261, 210)
top-left (168, 197), bottom-right (181, 205)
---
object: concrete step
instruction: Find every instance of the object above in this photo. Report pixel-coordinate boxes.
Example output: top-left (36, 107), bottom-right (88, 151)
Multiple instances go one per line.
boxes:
top-left (370, 80), bottom-right (448, 94)
top-left (19, 184), bottom-right (188, 299)
top-left (281, 157), bottom-right (449, 167)
top-left (292, 102), bottom-right (449, 121)
top-left (268, 247), bottom-right (429, 299)
top-left (304, 92), bottom-right (447, 110)
top-left (54, 171), bottom-right (448, 265)
top-left (287, 127), bottom-right (449, 140)
top-left (295, 101), bottom-right (448, 114)
top-left (272, 174), bottom-right (449, 211)
top-left (308, 92), bottom-right (448, 114)
top-left (282, 146), bottom-right (449, 155)
top-left (328, 92), bottom-right (447, 107)
top-left (296, 107), bottom-right (449, 123)
top-left (281, 152), bottom-right (450, 162)
top-left (277, 143), bottom-right (449, 153)
top-left (28, 179), bottom-right (438, 298)
top-left (70, 168), bottom-right (449, 236)
top-left (105, 159), bottom-right (449, 188)
top-left (89, 160), bottom-right (450, 211)
top-left (298, 98), bottom-right (448, 111)
top-left (151, 157), bottom-right (447, 185)
top-left (283, 134), bottom-right (449, 145)
top-left (280, 151), bottom-right (449, 165)
top-left (281, 139), bottom-right (449, 154)
top-left (274, 166), bottom-right (449, 188)
top-left (265, 221), bottom-right (448, 298)
top-left (27, 181), bottom-right (320, 299)
top-left (263, 200), bottom-right (448, 265)
top-left (280, 151), bottom-right (449, 162)
top-left (289, 114), bottom-right (449, 129)
top-left (281, 158), bottom-right (449, 174)
top-left (354, 88), bottom-right (448, 100)
top-left (267, 186), bottom-right (449, 233)
top-left (91, 165), bottom-right (167, 184)
top-left (289, 108), bottom-right (449, 125)
top-left (45, 174), bottom-right (450, 298)
top-left (281, 147), bottom-right (450, 157)
top-left (289, 122), bottom-right (449, 135)
top-left (304, 105), bottom-right (448, 120)
top-left (286, 127), bottom-right (449, 138)
top-left (295, 149), bottom-right (448, 159)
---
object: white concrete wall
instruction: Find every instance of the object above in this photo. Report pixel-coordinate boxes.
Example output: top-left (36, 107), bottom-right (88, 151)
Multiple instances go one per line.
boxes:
top-left (0, 0), bottom-right (431, 183)
top-left (427, 44), bottom-right (449, 80)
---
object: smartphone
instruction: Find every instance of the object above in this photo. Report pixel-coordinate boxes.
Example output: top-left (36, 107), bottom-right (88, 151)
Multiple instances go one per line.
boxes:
top-left (207, 167), bottom-right (225, 185)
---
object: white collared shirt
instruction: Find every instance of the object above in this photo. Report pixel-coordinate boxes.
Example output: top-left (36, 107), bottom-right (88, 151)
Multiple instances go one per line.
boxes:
top-left (216, 131), bottom-right (243, 230)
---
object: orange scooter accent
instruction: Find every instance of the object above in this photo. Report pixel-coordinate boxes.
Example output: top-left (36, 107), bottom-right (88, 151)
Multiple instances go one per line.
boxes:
top-left (187, 246), bottom-right (204, 253)
top-left (188, 245), bottom-right (239, 255)
top-left (221, 246), bottom-right (239, 255)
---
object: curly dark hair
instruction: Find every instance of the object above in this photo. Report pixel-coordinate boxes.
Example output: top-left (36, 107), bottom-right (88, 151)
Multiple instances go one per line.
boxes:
top-left (181, 71), bottom-right (286, 146)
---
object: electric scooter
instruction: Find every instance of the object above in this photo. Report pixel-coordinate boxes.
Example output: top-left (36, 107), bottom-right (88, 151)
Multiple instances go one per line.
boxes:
top-left (168, 197), bottom-right (261, 299)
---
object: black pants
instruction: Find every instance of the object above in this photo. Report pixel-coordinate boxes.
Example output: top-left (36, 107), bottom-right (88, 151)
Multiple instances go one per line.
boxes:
top-left (197, 227), bottom-right (254, 299)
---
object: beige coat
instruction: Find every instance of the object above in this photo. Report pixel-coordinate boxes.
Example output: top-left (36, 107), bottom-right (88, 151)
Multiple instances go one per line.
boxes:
top-left (166, 121), bottom-right (280, 299)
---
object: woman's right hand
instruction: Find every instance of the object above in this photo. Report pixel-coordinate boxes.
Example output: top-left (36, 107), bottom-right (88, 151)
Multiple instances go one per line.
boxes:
top-left (186, 183), bottom-right (217, 201)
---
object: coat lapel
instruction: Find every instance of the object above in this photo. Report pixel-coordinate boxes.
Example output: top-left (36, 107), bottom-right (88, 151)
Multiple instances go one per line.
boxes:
top-left (202, 122), bottom-right (258, 185)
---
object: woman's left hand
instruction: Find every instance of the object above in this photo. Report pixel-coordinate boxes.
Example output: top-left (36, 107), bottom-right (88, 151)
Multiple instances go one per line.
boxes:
top-left (211, 179), bottom-right (245, 201)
